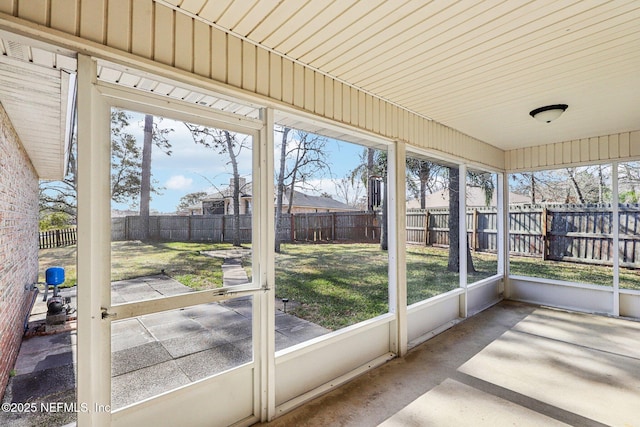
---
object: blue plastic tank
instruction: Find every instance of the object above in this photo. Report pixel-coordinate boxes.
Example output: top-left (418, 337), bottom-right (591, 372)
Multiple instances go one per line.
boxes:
top-left (45, 267), bottom-right (65, 286)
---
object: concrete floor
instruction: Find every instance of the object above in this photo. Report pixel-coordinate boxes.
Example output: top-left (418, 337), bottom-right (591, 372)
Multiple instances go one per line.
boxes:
top-left (256, 300), bottom-right (640, 427)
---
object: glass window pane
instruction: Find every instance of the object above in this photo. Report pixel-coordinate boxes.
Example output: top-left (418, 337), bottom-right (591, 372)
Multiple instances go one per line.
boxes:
top-left (509, 166), bottom-right (613, 287)
top-left (467, 170), bottom-right (499, 285)
top-left (405, 155), bottom-right (460, 305)
top-left (110, 109), bottom-right (254, 306)
top-left (618, 162), bottom-right (640, 290)
top-left (273, 125), bottom-right (389, 349)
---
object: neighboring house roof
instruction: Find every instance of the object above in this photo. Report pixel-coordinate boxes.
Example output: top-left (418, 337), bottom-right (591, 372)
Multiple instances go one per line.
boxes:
top-left (282, 189), bottom-right (356, 211)
top-left (407, 187), bottom-right (532, 210)
top-left (195, 180), bottom-right (356, 212)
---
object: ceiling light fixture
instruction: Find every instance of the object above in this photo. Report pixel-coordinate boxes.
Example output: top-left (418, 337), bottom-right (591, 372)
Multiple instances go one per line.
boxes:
top-left (529, 104), bottom-right (568, 123)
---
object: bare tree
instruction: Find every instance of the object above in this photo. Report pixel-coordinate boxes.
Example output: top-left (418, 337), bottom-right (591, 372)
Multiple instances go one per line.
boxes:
top-left (274, 127), bottom-right (331, 252)
top-left (186, 124), bottom-right (250, 247)
top-left (333, 176), bottom-right (365, 209)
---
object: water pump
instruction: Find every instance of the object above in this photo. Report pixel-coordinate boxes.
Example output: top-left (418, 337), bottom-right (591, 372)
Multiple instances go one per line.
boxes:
top-left (43, 267), bottom-right (71, 325)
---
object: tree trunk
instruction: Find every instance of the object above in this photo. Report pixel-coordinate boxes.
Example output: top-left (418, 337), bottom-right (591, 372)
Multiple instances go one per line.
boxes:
top-left (275, 128), bottom-right (290, 253)
top-left (224, 131), bottom-right (242, 247)
top-left (367, 148), bottom-right (375, 211)
top-left (447, 167), bottom-right (476, 273)
top-left (380, 180), bottom-right (388, 251)
top-left (567, 168), bottom-right (585, 203)
top-left (530, 173), bottom-right (536, 204)
top-left (140, 114), bottom-right (153, 240)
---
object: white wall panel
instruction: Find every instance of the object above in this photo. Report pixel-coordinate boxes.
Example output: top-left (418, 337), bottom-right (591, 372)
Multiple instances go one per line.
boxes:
top-left (620, 291), bottom-right (640, 319)
top-left (407, 291), bottom-right (461, 344)
top-left (275, 318), bottom-right (392, 407)
top-left (509, 276), bottom-right (613, 315)
top-left (507, 131), bottom-right (640, 172)
top-left (468, 278), bottom-right (502, 315)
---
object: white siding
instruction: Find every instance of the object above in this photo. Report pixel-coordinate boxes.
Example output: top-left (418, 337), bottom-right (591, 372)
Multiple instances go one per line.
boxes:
top-left (506, 131), bottom-right (640, 171)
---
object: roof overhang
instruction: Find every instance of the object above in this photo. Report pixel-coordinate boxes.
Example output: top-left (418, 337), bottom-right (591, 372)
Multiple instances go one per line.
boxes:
top-left (0, 30), bottom-right (77, 180)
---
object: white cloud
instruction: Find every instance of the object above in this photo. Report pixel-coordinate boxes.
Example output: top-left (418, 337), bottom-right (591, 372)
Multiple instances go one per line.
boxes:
top-left (165, 175), bottom-right (193, 190)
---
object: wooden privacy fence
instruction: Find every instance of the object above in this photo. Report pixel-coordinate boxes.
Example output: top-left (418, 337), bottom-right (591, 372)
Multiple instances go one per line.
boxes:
top-left (407, 204), bottom-right (640, 267)
top-left (112, 212), bottom-right (380, 244)
top-left (39, 227), bottom-right (77, 249)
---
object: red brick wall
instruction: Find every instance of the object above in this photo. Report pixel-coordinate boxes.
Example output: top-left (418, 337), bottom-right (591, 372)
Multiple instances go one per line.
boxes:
top-left (0, 103), bottom-right (39, 400)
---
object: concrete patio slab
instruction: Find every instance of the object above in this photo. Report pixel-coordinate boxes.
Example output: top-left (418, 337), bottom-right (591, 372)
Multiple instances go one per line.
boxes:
top-left (143, 317), bottom-right (208, 341)
top-left (174, 340), bottom-right (252, 382)
top-left (458, 328), bottom-right (640, 427)
top-left (13, 332), bottom-right (75, 376)
top-left (380, 378), bottom-right (571, 427)
top-left (155, 328), bottom-right (235, 359)
top-left (110, 318), bottom-right (155, 352)
top-left (111, 341), bottom-right (173, 377)
top-left (111, 360), bottom-right (191, 410)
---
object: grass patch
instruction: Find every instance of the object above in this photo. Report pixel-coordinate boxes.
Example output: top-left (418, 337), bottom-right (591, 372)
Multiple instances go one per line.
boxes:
top-left (510, 255), bottom-right (640, 290)
top-left (406, 245), bottom-right (499, 305)
top-left (275, 243), bottom-right (388, 330)
top-left (39, 241), bottom-right (239, 290)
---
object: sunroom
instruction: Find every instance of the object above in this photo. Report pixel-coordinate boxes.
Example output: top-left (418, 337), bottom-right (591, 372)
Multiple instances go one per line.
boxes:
top-left (0, 1), bottom-right (639, 426)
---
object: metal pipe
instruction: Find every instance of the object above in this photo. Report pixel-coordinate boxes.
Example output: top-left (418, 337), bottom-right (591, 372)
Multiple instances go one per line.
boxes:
top-left (23, 285), bottom-right (39, 334)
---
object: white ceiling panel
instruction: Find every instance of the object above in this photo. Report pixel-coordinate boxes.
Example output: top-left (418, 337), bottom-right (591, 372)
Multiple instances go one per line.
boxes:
top-left (161, 0), bottom-right (640, 150)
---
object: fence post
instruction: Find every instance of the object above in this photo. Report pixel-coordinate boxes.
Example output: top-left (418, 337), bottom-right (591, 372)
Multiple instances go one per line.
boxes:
top-left (541, 207), bottom-right (548, 260)
top-left (424, 210), bottom-right (430, 246)
top-left (332, 212), bottom-right (337, 241)
top-left (290, 213), bottom-right (295, 242)
top-left (472, 208), bottom-right (478, 252)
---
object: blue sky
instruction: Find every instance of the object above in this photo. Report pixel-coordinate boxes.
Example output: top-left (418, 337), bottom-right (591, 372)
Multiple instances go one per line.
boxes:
top-left (115, 111), bottom-right (368, 213)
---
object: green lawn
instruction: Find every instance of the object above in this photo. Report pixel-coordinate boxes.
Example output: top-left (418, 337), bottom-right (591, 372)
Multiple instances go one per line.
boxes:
top-left (275, 243), bottom-right (389, 330)
top-left (39, 241), bottom-right (640, 331)
top-left (39, 241), bottom-right (234, 290)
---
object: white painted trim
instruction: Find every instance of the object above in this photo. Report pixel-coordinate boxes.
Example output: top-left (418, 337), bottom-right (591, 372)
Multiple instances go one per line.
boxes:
top-left (395, 141), bottom-right (408, 356)
top-left (502, 171), bottom-right (512, 298)
top-left (407, 319), bottom-right (462, 349)
top-left (509, 274), bottom-right (613, 291)
top-left (274, 109), bottom-right (394, 148)
top-left (96, 81), bottom-right (264, 131)
top-left (612, 162), bottom-right (620, 316)
top-left (109, 285), bottom-right (259, 320)
top-left (259, 107), bottom-right (277, 421)
top-left (459, 164), bottom-right (468, 317)
top-left (468, 274), bottom-right (502, 290)
top-left (76, 53), bottom-right (111, 426)
top-left (497, 173), bottom-right (506, 278)
top-left (620, 288), bottom-right (640, 296)
top-left (407, 287), bottom-right (465, 311)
